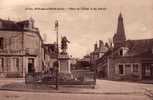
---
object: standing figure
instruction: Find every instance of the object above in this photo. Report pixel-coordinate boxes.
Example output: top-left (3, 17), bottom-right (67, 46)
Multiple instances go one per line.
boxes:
top-left (61, 36), bottom-right (70, 53)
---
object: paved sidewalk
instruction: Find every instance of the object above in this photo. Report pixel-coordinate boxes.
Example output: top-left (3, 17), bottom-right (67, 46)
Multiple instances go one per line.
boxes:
top-left (0, 79), bottom-right (153, 95)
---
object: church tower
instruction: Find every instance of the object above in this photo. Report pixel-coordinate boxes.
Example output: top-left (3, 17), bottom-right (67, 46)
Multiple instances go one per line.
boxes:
top-left (113, 13), bottom-right (126, 49)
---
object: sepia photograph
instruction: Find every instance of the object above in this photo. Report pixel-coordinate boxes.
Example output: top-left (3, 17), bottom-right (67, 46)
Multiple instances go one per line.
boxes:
top-left (0, 0), bottom-right (153, 100)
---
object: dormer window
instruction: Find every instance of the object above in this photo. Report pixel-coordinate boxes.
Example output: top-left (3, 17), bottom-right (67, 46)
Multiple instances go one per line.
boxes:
top-left (119, 49), bottom-right (123, 56)
top-left (28, 18), bottom-right (34, 29)
top-left (22, 18), bottom-right (34, 30)
top-left (118, 47), bottom-right (128, 56)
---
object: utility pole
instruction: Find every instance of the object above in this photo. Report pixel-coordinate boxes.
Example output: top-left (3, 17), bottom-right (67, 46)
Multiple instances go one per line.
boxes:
top-left (55, 20), bottom-right (59, 90)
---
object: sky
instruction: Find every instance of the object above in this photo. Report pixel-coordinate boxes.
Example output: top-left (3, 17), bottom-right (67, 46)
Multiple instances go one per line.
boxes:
top-left (0, 0), bottom-right (153, 58)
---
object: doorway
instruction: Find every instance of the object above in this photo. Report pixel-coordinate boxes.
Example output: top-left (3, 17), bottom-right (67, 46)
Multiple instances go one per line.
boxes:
top-left (142, 63), bottom-right (153, 79)
top-left (28, 58), bottom-right (35, 73)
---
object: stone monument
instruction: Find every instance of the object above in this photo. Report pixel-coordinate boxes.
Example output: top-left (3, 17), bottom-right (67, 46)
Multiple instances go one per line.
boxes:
top-left (58, 36), bottom-right (71, 73)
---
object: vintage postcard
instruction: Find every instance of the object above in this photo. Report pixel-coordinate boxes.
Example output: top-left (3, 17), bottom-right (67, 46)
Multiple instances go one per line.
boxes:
top-left (0, 0), bottom-right (153, 100)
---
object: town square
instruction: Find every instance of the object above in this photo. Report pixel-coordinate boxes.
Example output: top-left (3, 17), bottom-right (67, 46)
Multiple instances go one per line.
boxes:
top-left (0, 0), bottom-right (153, 100)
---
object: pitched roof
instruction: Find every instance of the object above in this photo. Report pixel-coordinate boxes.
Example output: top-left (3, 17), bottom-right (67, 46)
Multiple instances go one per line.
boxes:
top-left (0, 19), bottom-right (18, 30)
top-left (125, 39), bottom-right (153, 57)
top-left (0, 18), bottom-right (43, 42)
top-left (0, 18), bottom-right (34, 31)
top-left (96, 38), bottom-right (153, 64)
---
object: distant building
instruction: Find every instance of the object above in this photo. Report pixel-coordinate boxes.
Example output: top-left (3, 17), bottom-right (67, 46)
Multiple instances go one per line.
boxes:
top-left (90, 40), bottom-right (109, 64)
top-left (70, 57), bottom-right (77, 65)
top-left (0, 18), bottom-right (44, 77)
top-left (70, 57), bottom-right (78, 70)
top-left (96, 13), bottom-right (153, 80)
top-left (43, 43), bottom-right (57, 71)
top-left (81, 54), bottom-right (91, 62)
top-left (76, 40), bottom-right (109, 71)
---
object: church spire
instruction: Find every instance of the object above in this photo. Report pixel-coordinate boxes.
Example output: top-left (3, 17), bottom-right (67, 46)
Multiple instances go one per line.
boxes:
top-left (116, 13), bottom-right (126, 40)
top-left (113, 13), bottom-right (126, 49)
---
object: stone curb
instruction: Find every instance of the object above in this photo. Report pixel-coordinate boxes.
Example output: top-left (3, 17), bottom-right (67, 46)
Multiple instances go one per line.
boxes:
top-left (0, 88), bottom-right (144, 95)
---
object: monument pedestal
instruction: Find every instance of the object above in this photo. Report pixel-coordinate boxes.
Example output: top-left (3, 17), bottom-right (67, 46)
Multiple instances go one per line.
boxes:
top-left (58, 53), bottom-right (71, 73)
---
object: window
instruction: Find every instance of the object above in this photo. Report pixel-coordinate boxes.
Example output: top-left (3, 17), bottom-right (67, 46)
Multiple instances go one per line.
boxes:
top-left (119, 64), bottom-right (124, 74)
top-left (145, 65), bottom-right (151, 76)
top-left (0, 37), bottom-right (4, 49)
top-left (16, 58), bottom-right (19, 72)
top-left (11, 58), bottom-right (19, 72)
top-left (133, 64), bottom-right (138, 72)
top-left (0, 58), bottom-right (4, 72)
top-left (119, 49), bottom-right (123, 56)
top-left (28, 58), bottom-right (35, 73)
top-left (125, 64), bottom-right (131, 74)
top-left (0, 21), bottom-right (2, 28)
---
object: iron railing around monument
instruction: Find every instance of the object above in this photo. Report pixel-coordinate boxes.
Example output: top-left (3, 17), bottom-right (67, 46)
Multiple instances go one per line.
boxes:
top-left (25, 70), bottom-right (96, 88)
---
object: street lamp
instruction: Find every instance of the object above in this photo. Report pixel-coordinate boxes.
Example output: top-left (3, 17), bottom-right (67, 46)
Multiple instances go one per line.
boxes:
top-left (55, 20), bottom-right (59, 90)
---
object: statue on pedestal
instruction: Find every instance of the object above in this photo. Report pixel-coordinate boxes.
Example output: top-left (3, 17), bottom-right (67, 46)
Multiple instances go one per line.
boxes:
top-left (59, 36), bottom-right (71, 73)
top-left (61, 36), bottom-right (70, 54)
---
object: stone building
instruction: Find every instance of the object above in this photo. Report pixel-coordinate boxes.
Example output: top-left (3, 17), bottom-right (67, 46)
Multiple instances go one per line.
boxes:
top-left (0, 18), bottom-right (44, 77)
top-left (90, 40), bottom-right (109, 64)
top-left (96, 13), bottom-right (153, 80)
